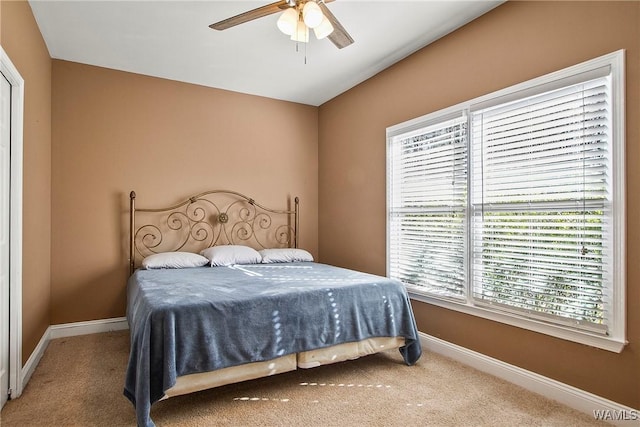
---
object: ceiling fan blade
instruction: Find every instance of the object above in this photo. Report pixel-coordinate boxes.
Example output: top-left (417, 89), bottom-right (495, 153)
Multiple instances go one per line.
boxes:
top-left (317, 1), bottom-right (354, 49)
top-left (210, 1), bottom-right (290, 31)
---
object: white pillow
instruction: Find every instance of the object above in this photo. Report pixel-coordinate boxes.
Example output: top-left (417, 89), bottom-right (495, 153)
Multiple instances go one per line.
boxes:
top-left (200, 245), bottom-right (262, 267)
top-left (259, 248), bottom-right (314, 264)
top-left (142, 252), bottom-right (209, 269)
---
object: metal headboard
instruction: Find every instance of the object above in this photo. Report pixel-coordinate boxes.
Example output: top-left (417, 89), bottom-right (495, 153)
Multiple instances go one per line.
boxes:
top-left (129, 190), bottom-right (299, 274)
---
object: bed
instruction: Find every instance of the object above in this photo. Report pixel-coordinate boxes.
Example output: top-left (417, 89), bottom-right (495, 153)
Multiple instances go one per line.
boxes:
top-left (124, 190), bottom-right (422, 427)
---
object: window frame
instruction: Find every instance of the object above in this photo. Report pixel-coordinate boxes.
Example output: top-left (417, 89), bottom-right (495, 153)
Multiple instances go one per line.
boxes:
top-left (386, 50), bottom-right (626, 352)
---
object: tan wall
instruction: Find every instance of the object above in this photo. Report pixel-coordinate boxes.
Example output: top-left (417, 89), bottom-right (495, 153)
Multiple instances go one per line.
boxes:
top-left (319, 1), bottom-right (639, 408)
top-left (51, 60), bottom-right (318, 324)
top-left (1, 0), bottom-right (52, 364)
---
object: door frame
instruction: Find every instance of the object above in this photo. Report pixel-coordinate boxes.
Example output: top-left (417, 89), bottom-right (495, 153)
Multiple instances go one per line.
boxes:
top-left (0, 45), bottom-right (24, 399)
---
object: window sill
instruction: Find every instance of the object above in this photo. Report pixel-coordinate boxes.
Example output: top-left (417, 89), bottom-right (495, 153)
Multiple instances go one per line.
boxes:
top-left (408, 290), bottom-right (627, 353)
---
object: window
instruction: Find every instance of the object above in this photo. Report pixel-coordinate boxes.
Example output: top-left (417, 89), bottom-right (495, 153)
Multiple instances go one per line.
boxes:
top-left (387, 51), bottom-right (625, 352)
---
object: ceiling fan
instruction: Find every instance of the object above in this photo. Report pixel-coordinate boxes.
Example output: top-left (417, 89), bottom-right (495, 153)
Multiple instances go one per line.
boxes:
top-left (209, 0), bottom-right (354, 49)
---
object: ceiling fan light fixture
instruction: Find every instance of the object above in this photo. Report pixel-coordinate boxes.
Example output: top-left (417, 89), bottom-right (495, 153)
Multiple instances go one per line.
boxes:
top-left (290, 17), bottom-right (310, 42)
top-left (302, 1), bottom-right (323, 28)
top-left (277, 8), bottom-right (298, 36)
top-left (313, 15), bottom-right (334, 40)
top-left (209, 0), bottom-right (353, 50)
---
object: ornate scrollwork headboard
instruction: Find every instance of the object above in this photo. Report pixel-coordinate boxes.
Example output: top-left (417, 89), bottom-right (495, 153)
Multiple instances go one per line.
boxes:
top-left (129, 190), bottom-right (299, 274)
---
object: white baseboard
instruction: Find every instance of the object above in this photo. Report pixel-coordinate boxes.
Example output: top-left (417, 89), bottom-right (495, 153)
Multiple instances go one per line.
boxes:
top-left (49, 317), bottom-right (128, 339)
top-left (19, 326), bottom-right (50, 397)
top-left (420, 332), bottom-right (638, 426)
top-left (19, 317), bottom-right (129, 394)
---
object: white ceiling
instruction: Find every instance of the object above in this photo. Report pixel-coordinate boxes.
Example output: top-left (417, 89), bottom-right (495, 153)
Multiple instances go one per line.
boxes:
top-left (29, 0), bottom-right (503, 106)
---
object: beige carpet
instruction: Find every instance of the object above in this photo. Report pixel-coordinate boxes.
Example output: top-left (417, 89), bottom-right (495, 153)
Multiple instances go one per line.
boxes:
top-left (0, 331), bottom-right (605, 426)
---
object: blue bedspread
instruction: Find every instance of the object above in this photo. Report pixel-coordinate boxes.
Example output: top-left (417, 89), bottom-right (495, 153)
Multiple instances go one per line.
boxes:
top-left (124, 262), bottom-right (422, 426)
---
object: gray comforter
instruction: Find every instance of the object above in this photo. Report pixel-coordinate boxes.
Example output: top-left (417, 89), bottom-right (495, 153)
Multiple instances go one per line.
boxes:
top-left (124, 262), bottom-right (422, 426)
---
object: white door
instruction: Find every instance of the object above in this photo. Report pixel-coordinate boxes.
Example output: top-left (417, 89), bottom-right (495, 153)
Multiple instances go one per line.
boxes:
top-left (0, 71), bottom-right (10, 408)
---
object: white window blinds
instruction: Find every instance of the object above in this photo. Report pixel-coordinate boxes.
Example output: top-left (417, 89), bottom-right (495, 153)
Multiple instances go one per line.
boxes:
top-left (387, 51), bottom-right (625, 350)
top-left (470, 75), bottom-right (612, 333)
top-left (388, 113), bottom-right (468, 299)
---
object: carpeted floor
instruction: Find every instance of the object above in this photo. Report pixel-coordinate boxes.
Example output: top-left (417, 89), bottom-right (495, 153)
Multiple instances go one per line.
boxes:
top-left (0, 331), bottom-right (605, 426)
